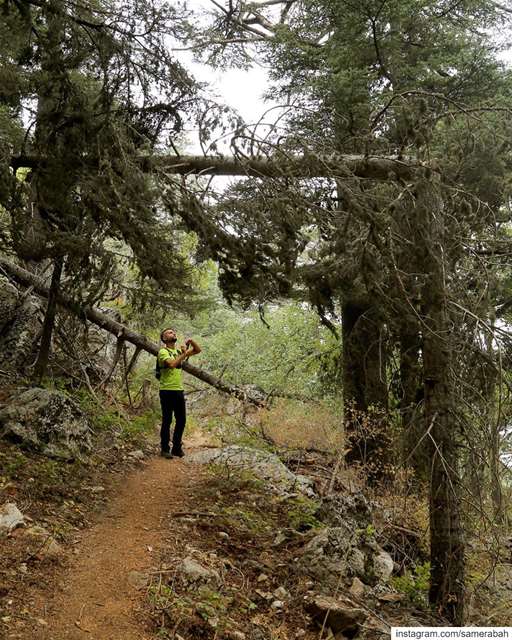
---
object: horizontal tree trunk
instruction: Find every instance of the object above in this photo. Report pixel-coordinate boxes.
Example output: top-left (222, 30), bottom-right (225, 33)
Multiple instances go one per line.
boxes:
top-left (12, 153), bottom-right (426, 181)
top-left (0, 257), bottom-right (266, 407)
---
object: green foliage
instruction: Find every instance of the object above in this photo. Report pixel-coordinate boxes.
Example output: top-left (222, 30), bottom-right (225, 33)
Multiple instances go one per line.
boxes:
top-left (74, 386), bottom-right (158, 445)
top-left (392, 562), bottom-right (431, 607)
top-left (196, 587), bottom-right (230, 623)
top-left (0, 450), bottom-right (28, 478)
top-left (284, 495), bottom-right (322, 532)
top-left (120, 409), bottom-right (159, 444)
top-left (175, 287), bottom-right (340, 398)
top-left (0, 0), bottom-right (207, 315)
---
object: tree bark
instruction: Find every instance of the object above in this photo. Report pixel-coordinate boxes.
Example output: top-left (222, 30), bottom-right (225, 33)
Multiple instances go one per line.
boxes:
top-left (11, 153), bottom-right (427, 182)
top-left (398, 322), bottom-right (427, 478)
top-left (33, 256), bottom-right (64, 382)
top-left (417, 178), bottom-right (465, 624)
top-left (342, 299), bottom-right (389, 478)
top-left (0, 257), bottom-right (266, 407)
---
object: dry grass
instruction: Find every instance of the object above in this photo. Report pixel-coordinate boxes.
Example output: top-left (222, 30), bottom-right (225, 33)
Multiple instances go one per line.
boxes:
top-left (260, 399), bottom-right (343, 452)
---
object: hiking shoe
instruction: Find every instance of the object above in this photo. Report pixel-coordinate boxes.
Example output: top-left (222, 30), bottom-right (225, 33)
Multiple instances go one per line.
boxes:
top-left (171, 448), bottom-right (185, 458)
top-left (160, 451), bottom-right (173, 459)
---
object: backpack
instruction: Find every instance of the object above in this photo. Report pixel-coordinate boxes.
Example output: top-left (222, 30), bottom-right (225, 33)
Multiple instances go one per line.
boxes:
top-left (155, 348), bottom-right (182, 379)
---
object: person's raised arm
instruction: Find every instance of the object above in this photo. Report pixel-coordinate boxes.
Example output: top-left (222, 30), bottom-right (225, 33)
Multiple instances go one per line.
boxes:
top-left (185, 337), bottom-right (202, 355)
top-left (163, 347), bottom-right (194, 368)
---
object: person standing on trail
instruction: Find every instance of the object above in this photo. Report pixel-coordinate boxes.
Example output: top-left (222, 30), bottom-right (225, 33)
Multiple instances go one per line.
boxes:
top-left (158, 328), bottom-right (201, 459)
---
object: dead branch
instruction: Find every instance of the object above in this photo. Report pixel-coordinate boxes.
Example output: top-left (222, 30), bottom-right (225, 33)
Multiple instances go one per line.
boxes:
top-left (11, 153), bottom-right (427, 181)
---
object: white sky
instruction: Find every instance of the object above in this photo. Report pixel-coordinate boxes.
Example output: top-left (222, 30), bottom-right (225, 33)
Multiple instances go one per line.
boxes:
top-left (186, 59), bottom-right (271, 124)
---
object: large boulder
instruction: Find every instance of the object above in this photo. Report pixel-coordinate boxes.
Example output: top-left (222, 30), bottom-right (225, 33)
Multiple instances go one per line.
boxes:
top-left (0, 387), bottom-right (92, 458)
top-left (186, 445), bottom-right (315, 497)
top-left (0, 277), bottom-right (40, 374)
top-left (299, 492), bottom-right (394, 587)
top-left (316, 493), bottom-right (374, 529)
top-left (299, 525), bottom-right (394, 588)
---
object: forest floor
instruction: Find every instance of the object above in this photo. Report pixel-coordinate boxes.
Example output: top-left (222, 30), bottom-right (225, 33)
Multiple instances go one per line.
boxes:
top-left (0, 420), bottom-right (435, 640)
top-left (2, 405), bottom-right (512, 639)
top-left (1, 429), bottom-right (211, 640)
top-left (1, 420), bottom-right (390, 640)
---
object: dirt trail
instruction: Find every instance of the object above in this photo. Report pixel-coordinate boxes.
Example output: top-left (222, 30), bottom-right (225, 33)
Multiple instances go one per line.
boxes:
top-left (19, 448), bottom-right (202, 640)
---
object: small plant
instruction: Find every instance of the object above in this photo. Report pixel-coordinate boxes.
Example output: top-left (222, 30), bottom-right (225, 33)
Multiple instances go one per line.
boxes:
top-left (391, 562), bottom-right (431, 606)
top-left (196, 587), bottom-right (228, 616)
top-left (285, 496), bottom-right (322, 532)
top-left (120, 408), bottom-right (159, 444)
top-left (0, 450), bottom-right (28, 478)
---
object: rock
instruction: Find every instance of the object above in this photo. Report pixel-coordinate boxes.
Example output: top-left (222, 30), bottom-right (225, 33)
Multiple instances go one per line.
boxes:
top-left (0, 388), bottom-right (92, 458)
top-left (25, 525), bottom-right (50, 537)
top-left (363, 617), bottom-right (391, 634)
top-left (25, 526), bottom-right (63, 559)
top-left (305, 595), bottom-right (367, 636)
top-left (218, 531), bottom-right (230, 540)
top-left (299, 527), bottom-right (351, 587)
top-left (90, 486), bottom-right (105, 493)
top-left (249, 626), bottom-right (270, 640)
top-left (316, 494), bottom-right (373, 529)
top-left (273, 531), bottom-right (287, 546)
top-left (128, 450), bottom-right (144, 460)
top-left (271, 600), bottom-right (284, 609)
top-left (0, 503), bottom-right (25, 532)
top-left (299, 526), bottom-right (394, 589)
top-left (373, 550), bottom-right (394, 581)
top-left (208, 617), bottom-right (219, 629)
top-left (0, 278), bottom-right (40, 374)
top-left (257, 573), bottom-right (269, 583)
top-left (377, 592), bottom-right (403, 603)
top-left (349, 577), bottom-right (367, 599)
top-left (44, 538), bottom-right (63, 559)
top-left (128, 571), bottom-right (149, 589)
top-left (179, 557), bottom-right (219, 583)
top-left (347, 548), bottom-right (366, 576)
top-left (186, 446), bottom-right (316, 497)
top-left (273, 586), bottom-right (289, 599)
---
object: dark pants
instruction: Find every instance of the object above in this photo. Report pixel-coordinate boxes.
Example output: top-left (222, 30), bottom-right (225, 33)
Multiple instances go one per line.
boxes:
top-left (159, 390), bottom-right (186, 453)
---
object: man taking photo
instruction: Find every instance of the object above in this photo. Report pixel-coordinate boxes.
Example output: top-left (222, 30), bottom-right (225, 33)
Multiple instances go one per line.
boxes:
top-left (158, 328), bottom-right (201, 459)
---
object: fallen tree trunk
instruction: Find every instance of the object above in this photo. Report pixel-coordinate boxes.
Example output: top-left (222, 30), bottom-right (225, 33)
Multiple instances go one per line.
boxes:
top-left (0, 257), bottom-right (266, 407)
top-left (11, 153), bottom-right (427, 181)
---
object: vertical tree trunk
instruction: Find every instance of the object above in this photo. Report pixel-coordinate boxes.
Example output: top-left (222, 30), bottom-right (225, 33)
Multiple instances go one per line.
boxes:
top-left (399, 323), bottom-right (428, 479)
top-left (418, 178), bottom-right (465, 623)
top-left (33, 256), bottom-right (64, 382)
top-left (342, 299), bottom-right (389, 478)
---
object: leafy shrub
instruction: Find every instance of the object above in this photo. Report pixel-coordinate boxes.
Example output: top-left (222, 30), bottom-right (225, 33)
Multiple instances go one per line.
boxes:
top-left (391, 562), bottom-right (431, 606)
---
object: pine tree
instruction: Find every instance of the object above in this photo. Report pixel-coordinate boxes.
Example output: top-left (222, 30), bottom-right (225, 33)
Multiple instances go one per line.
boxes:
top-left (1, 0), bottom-right (205, 378)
